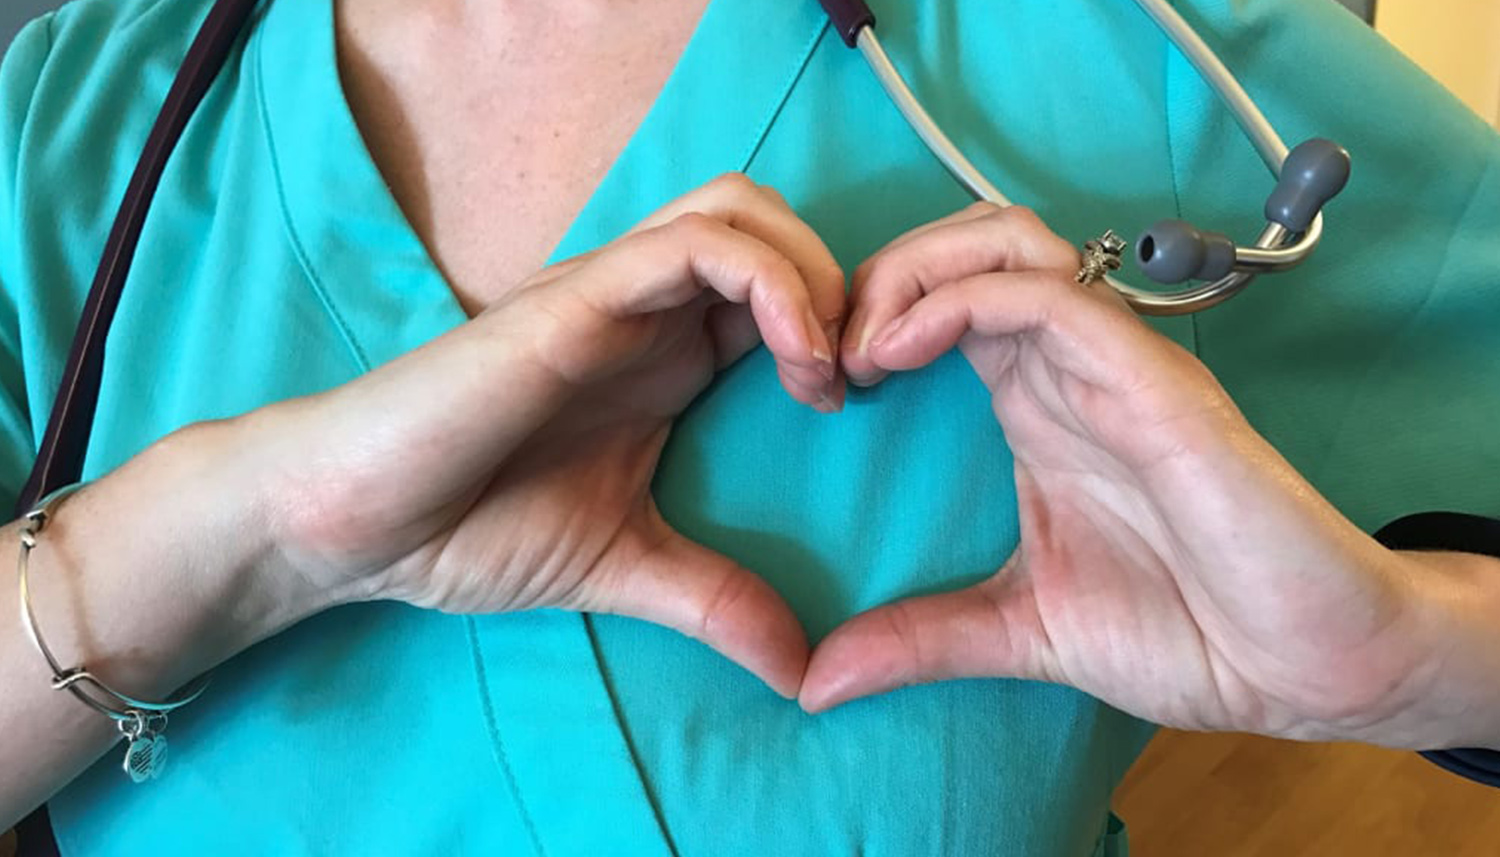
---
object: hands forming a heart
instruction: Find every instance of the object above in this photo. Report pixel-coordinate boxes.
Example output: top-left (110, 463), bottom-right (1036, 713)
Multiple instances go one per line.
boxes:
top-left (274, 174), bottom-right (1444, 746)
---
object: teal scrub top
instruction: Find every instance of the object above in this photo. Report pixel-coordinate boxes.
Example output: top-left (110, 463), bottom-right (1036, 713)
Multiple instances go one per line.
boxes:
top-left (2, 0), bottom-right (1498, 854)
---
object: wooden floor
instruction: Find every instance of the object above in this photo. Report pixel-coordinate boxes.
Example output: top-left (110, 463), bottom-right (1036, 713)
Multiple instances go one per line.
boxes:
top-left (1115, 730), bottom-right (1500, 856)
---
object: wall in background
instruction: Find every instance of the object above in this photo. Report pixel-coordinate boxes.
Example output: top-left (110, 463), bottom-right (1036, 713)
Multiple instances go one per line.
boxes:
top-left (1336, 0), bottom-right (1378, 22)
top-left (1376, 0), bottom-right (1500, 129)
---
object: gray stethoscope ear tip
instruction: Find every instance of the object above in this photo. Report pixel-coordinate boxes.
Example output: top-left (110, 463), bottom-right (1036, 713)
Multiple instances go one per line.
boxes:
top-left (1136, 219), bottom-right (1237, 285)
top-left (1137, 138), bottom-right (1350, 287)
top-left (1265, 138), bottom-right (1352, 232)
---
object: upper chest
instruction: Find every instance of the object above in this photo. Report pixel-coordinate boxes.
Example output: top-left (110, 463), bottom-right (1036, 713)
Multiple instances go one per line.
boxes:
top-left (335, 1), bottom-right (710, 314)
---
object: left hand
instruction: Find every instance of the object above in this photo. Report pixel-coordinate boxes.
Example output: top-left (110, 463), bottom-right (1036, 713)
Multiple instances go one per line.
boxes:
top-left (799, 203), bottom-right (1440, 745)
top-left (264, 175), bottom-right (845, 698)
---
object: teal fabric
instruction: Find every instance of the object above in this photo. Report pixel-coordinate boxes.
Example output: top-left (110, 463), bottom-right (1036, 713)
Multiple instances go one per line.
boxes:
top-left (1, 0), bottom-right (1496, 854)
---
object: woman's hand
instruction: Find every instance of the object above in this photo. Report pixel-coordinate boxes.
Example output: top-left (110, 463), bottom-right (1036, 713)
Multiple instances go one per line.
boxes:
top-left (1, 175), bottom-right (843, 826)
top-left (262, 175), bottom-right (845, 696)
top-left (799, 203), bottom-right (1480, 747)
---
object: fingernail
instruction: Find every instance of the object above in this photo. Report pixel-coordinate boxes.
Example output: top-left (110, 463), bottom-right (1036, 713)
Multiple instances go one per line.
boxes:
top-left (804, 309), bottom-right (828, 355)
top-left (840, 308), bottom-right (864, 356)
top-left (813, 393), bottom-right (842, 414)
top-left (870, 315), bottom-right (906, 350)
top-left (805, 308), bottom-right (834, 369)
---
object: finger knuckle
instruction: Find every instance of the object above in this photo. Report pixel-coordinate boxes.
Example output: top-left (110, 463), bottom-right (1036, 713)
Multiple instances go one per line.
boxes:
top-left (764, 253), bottom-right (805, 290)
top-left (697, 570), bottom-right (756, 641)
top-left (662, 210), bottom-right (720, 242)
top-left (882, 602), bottom-right (927, 673)
top-left (812, 260), bottom-right (847, 301)
top-left (758, 183), bottom-right (789, 205)
top-left (708, 171), bottom-right (757, 196)
top-left (1001, 204), bottom-right (1043, 227)
top-left (857, 251), bottom-right (900, 286)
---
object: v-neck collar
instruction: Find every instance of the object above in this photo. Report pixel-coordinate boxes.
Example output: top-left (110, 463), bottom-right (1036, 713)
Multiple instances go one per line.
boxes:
top-left (253, 1), bottom-right (826, 852)
top-left (254, 0), bottom-right (826, 372)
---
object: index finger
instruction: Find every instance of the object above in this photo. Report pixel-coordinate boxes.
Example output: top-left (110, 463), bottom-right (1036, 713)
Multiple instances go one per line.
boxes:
top-left (636, 174), bottom-right (848, 358)
top-left (843, 205), bottom-right (1082, 385)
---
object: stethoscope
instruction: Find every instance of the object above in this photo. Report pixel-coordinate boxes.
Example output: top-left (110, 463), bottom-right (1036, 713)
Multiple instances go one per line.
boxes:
top-left (819, 0), bottom-right (1352, 316)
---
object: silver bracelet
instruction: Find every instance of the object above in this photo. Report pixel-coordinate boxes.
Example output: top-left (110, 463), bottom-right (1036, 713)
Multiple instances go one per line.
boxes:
top-left (17, 483), bottom-right (210, 783)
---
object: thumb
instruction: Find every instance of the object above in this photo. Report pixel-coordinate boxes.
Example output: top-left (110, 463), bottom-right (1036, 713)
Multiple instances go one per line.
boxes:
top-left (798, 557), bottom-right (1054, 712)
top-left (596, 524), bottom-right (810, 699)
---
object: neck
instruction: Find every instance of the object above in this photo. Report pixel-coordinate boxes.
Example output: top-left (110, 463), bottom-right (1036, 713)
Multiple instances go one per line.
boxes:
top-left (344, 0), bottom-right (688, 43)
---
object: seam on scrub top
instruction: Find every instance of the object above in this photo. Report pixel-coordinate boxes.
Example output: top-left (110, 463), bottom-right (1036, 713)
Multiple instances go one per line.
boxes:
top-left (1413, 154), bottom-right (1494, 312)
top-left (737, 20), bottom-right (830, 171)
top-left (466, 616), bottom-right (549, 857)
top-left (1159, 38), bottom-right (1200, 361)
top-left (249, 15), bottom-right (373, 375)
top-left (578, 614), bottom-right (684, 857)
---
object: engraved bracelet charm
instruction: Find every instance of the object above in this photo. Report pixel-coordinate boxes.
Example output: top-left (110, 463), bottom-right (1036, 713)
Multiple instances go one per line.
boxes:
top-left (120, 712), bottom-right (171, 783)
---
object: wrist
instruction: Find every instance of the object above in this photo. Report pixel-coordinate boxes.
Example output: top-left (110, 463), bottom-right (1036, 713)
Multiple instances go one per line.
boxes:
top-left (1362, 549), bottom-right (1500, 750)
top-left (25, 417), bottom-right (348, 700)
top-left (190, 411), bottom-right (371, 622)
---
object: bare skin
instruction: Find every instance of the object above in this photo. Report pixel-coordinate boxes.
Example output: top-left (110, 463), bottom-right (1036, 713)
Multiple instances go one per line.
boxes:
top-left (336, 0), bottom-right (711, 312)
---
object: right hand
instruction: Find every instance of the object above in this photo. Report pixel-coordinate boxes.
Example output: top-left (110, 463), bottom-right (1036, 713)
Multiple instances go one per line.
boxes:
top-left (252, 175), bottom-right (845, 696)
top-left (800, 204), bottom-right (1445, 746)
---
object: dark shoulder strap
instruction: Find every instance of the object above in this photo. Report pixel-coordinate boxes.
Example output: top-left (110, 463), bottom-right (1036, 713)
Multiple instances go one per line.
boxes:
top-left (13, 0), bottom-right (260, 516)
top-left (13, 2), bottom-right (259, 854)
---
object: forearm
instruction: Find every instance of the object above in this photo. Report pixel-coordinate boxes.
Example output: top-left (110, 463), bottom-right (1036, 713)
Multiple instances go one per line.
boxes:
top-left (0, 419), bottom-right (345, 828)
top-left (1376, 549), bottom-right (1500, 751)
